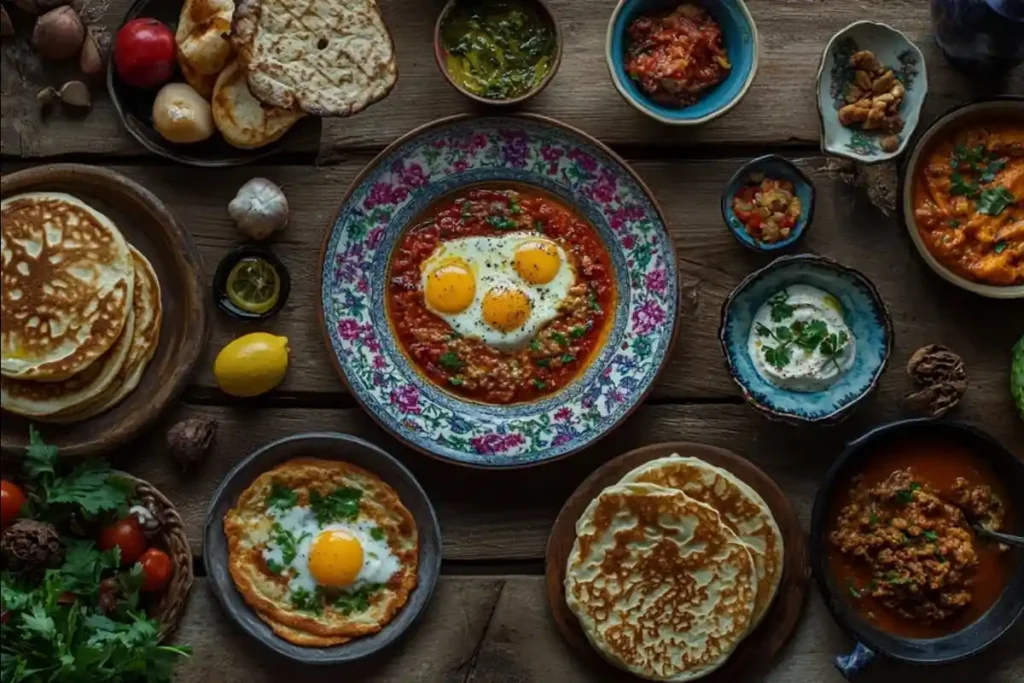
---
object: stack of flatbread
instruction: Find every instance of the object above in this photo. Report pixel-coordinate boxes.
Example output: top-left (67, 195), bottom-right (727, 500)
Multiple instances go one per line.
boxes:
top-left (175, 0), bottom-right (397, 149)
top-left (0, 193), bottom-right (163, 423)
top-left (564, 454), bottom-right (785, 682)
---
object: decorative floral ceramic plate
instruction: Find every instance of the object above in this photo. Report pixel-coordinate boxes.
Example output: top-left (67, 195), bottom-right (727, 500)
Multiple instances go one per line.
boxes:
top-left (815, 21), bottom-right (928, 164)
top-left (719, 254), bottom-right (892, 425)
top-left (319, 115), bottom-right (679, 467)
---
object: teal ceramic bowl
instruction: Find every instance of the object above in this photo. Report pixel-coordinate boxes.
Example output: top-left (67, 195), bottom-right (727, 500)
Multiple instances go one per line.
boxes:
top-left (718, 254), bottom-right (893, 425)
top-left (605, 0), bottom-right (759, 126)
top-left (721, 155), bottom-right (816, 252)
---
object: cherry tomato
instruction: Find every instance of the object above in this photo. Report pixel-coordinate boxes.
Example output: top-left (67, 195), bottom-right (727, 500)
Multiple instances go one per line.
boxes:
top-left (138, 548), bottom-right (173, 593)
top-left (114, 18), bottom-right (176, 89)
top-left (98, 517), bottom-right (147, 565)
top-left (0, 480), bottom-right (26, 527)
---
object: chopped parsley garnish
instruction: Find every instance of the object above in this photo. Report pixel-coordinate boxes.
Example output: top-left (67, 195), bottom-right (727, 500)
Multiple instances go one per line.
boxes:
top-left (508, 198), bottom-right (522, 215)
top-left (561, 353), bottom-right (576, 364)
top-left (923, 530), bottom-right (939, 542)
top-left (271, 523), bottom-right (308, 565)
top-left (947, 218), bottom-right (961, 229)
top-left (266, 482), bottom-right (297, 512)
top-left (487, 214), bottom-right (518, 230)
top-left (448, 376), bottom-right (464, 386)
top-left (994, 241), bottom-right (1008, 254)
top-left (847, 579), bottom-right (863, 598)
top-left (334, 584), bottom-right (382, 615)
top-left (949, 171), bottom-right (978, 198)
top-left (460, 203), bottom-right (473, 220)
top-left (981, 157), bottom-right (1007, 182)
top-left (767, 290), bottom-right (795, 322)
top-left (895, 482), bottom-right (921, 505)
top-left (529, 339), bottom-right (541, 352)
top-left (868, 512), bottom-right (880, 526)
top-left (266, 558), bottom-right (285, 575)
top-left (370, 527), bottom-right (386, 541)
top-left (290, 587), bottom-right (322, 614)
top-left (309, 486), bottom-right (362, 525)
top-left (551, 331), bottom-right (569, 347)
top-left (439, 351), bottom-right (464, 371)
top-left (531, 378), bottom-right (547, 390)
top-left (885, 572), bottom-right (909, 585)
top-left (535, 358), bottom-right (551, 368)
top-left (534, 219), bottom-right (545, 233)
top-left (588, 292), bottom-right (601, 311)
top-left (570, 322), bottom-right (592, 339)
top-left (977, 186), bottom-right (1015, 216)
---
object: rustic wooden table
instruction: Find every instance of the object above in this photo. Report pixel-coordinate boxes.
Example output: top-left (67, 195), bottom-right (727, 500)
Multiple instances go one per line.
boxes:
top-left (3, 1), bottom-right (1023, 681)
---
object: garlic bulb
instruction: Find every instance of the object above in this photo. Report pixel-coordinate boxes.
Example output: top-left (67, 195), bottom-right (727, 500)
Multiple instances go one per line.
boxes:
top-left (228, 178), bottom-right (289, 240)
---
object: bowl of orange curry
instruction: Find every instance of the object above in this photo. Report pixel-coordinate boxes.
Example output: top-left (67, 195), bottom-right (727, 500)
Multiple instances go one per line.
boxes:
top-left (810, 419), bottom-right (1024, 677)
top-left (901, 97), bottom-right (1024, 298)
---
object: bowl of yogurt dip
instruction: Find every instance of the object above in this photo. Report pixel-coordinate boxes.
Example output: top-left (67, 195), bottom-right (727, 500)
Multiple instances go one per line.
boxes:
top-left (719, 254), bottom-right (893, 424)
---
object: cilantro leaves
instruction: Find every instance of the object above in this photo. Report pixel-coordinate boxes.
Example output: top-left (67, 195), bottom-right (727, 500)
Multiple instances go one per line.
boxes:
top-left (309, 487), bottom-right (362, 525)
top-left (947, 144), bottom-right (1016, 216)
top-left (754, 300), bottom-right (850, 372)
top-left (976, 186), bottom-right (1015, 216)
top-left (266, 483), bottom-right (298, 512)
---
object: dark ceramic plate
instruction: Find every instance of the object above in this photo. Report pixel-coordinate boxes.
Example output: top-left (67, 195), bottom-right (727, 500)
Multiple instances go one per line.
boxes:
top-left (212, 245), bottom-right (291, 321)
top-left (810, 419), bottom-right (1024, 679)
top-left (720, 154), bottom-right (816, 252)
top-left (203, 433), bottom-right (443, 664)
top-left (107, 0), bottom-right (320, 166)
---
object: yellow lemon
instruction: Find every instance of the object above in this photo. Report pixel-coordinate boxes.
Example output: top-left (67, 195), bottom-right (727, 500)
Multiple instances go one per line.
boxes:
top-left (214, 333), bottom-right (289, 397)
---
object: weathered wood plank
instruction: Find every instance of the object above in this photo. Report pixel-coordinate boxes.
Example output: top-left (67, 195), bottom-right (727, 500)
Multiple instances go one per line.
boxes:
top-left (3, 157), bottom-right (1017, 415)
top-left (171, 576), bottom-right (1024, 683)
top-left (123, 402), bottom-right (1023, 562)
top-left (2, 1), bottom-right (1021, 158)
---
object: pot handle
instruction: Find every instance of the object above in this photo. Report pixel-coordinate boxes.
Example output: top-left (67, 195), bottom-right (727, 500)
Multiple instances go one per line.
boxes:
top-left (834, 642), bottom-right (875, 679)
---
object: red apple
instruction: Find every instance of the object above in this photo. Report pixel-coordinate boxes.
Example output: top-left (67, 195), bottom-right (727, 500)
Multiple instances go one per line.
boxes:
top-left (114, 18), bottom-right (176, 89)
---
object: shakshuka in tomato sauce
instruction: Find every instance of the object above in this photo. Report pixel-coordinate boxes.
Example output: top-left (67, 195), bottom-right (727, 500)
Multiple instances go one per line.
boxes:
top-left (387, 186), bottom-right (616, 404)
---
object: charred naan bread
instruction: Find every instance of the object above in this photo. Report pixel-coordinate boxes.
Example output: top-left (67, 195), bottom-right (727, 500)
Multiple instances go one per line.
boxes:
top-left (212, 60), bottom-right (303, 149)
top-left (48, 247), bottom-right (162, 422)
top-left (231, 0), bottom-right (397, 116)
top-left (620, 455), bottom-right (784, 627)
top-left (1, 193), bottom-right (134, 381)
top-left (224, 458), bottom-right (418, 647)
top-left (565, 483), bottom-right (756, 682)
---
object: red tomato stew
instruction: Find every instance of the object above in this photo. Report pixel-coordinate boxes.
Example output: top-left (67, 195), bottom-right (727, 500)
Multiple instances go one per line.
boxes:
top-left (731, 175), bottom-right (803, 244)
top-left (625, 3), bottom-right (731, 107)
top-left (387, 186), bottom-right (616, 404)
top-left (827, 437), bottom-right (1016, 639)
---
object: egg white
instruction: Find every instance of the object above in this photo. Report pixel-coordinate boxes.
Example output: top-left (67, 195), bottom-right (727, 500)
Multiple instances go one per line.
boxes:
top-left (420, 233), bottom-right (575, 351)
top-left (262, 505), bottom-right (400, 596)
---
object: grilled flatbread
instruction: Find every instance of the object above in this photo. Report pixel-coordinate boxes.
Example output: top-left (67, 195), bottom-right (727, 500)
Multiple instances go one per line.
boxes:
top-left (620, 455), bottom-right (785, 628)
top-left (1, 192), bottom-right (134, 382)
top-left (231, 0), bottom-right (397, 116)
top-left (565, 483), bottom-right (756, 682)
top-left (212, 60), bottom-right (304, 149)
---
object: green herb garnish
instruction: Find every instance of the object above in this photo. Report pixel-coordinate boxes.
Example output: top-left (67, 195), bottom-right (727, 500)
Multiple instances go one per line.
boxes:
top-left (561, 354), bottom-right (576, 364)
top-left (767, 290), bottom-right (794, 322)
top-left (271, 523), bottom-right (308, 565)
top-left (977, 186), bottom-right (1016, 216)
top-left (534, 219), bottom-right (545, 233)
top-left (551, 332), bottom-right (569, 347)
top-left (531, 378), bottom-right (547, 390)
top-left (868, 512), bottom-right (880, 526)
top-left (448, 376), bottom-right (464, 386)
top-left (508, 198), bottom-right (522, 215)
top-left (994, 241), bottom-right (1008, 254)
top-left (895, 482), bottom-right (921, 505)
top-left (949, 171), bottom-right (979, 198)
top-left (570, 322), bottom-right (592, 339)
top-left (535, 358), bottom-right (551, 368)
top-left (755, 297), bottom-right (848, 371)
top-left (486, 215), bottom-right (518, 230)
top-left (334, 584), bottom-right (382, 616)
top-left (370, 528), bottom-right (386, 541)
top-left (923, 530), bottom-right (939, 542)
top-left (266, 482), bottom-right (297, 512)
top-left (309, 487), bottom-right (362, 525)
top-left (439, 351), bottom-right (464, 371)
top-left (290, 587), bottom-right (322, 614)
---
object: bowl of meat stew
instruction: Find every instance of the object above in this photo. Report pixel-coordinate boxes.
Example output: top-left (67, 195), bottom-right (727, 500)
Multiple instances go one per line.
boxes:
top-left (810, 419), bottom-right (1024, 678)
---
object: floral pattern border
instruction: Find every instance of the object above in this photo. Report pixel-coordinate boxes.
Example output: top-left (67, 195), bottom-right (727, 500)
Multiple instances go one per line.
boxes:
top-left (322, 117), bottom-right (678, 466)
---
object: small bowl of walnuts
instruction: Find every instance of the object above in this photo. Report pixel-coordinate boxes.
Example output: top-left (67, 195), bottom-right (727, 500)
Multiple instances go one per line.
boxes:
top-left (815, 21), bottom-right (929, 164)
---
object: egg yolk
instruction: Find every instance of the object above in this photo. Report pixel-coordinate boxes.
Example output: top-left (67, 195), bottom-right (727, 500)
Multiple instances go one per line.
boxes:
top-left (481, 286), bottom-right (532, 332)
top-left (513, 239), bottom-right (562, 284)
top-left (308, 530), bottom-right (364, 587)
top-left (424, 258), bottom-right (476, 313)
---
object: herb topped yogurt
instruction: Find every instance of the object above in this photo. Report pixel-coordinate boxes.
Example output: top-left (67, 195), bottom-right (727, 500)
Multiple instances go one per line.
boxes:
top-left (747, 285), bottom-right (856, 392)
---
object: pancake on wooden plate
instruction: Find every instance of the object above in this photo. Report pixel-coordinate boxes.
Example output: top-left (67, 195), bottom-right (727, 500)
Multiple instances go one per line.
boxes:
top-left (565, 482), bottom-right (757, 682)
top-left (620, 455), bottom-right (785, 627)
top-left (224, 458), bottom-right (419, 647)
top-left (0, 192), bottom-right (134, 381)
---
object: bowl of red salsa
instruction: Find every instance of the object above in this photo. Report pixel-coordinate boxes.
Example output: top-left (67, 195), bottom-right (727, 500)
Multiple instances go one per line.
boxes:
top-left (721, 154), bottom-right (816, 252)
top-left (605, 0), bottom-right (759, 125)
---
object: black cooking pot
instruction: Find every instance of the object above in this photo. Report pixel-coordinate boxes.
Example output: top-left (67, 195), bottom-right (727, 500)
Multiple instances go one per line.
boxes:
top-left (809, 419), bottom-right (1024, 679)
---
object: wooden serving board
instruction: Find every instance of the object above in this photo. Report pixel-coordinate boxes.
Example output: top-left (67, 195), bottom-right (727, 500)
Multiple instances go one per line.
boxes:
top-left (544, 441), bottom-right (810, 682)
top-left (1, 164), bottom-right (209, 457)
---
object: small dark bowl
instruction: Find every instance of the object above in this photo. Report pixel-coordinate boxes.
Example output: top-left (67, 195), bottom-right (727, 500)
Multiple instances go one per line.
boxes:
top-left (721, 154), bottom-right (816, 252)
top-left (212, 245), bottom-right (291, 321)
top-left (203, 432), bottom-right (443, 664)
top-left (107, 0), bottom-right (320, 166)
top-left (810, 419), bottom-right (1024, 679)
top-left (433, 0), bottom-right (563, 106)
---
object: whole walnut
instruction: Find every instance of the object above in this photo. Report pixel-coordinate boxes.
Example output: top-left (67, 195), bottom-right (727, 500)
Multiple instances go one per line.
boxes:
top-left (904, 344), bottom-right (967, 418)
top-left (167, 418), bottom-right (217, 470)
top-left (1, 519), bottom-right (64, 573)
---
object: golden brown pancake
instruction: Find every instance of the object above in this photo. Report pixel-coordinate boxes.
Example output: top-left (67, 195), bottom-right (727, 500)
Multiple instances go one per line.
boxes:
top-left (224, 458), bottom-right (419, 647)
top-left (1, 192), bottom-right (134, 381)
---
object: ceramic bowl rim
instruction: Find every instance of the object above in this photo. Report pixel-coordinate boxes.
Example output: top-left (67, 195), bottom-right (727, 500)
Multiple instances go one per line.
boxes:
top-left (432, 0), bottom-right (564, 106)
top-left (201, 431), bottom-right (443, 664)
top-left (604, 0), bottom-right (760, 126)
top-left (717, 253), bottom-right (893, 424)
top-left (898, 95), bottom-right (1024, 299)
top-left (808, 418), bottom-right (1024, 665)
top-left (814, 19), bottom-right (929, 165)
top-left (719, 154), bottom-right (817, 252)
top-left (316, 112), bottom-right (681, 469)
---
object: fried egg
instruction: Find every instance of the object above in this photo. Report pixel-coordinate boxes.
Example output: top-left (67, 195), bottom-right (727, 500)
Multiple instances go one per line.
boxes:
top-left (420, 233), bottom-right (575, 350)
top-left (263, 504), bottom-right (400, 595)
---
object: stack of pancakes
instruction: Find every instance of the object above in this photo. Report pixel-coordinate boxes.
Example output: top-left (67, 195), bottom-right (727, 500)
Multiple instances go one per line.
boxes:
top-left (0, 192), bottom-right (163, 422)
top-left (564, 455), bottom-right (785, 682)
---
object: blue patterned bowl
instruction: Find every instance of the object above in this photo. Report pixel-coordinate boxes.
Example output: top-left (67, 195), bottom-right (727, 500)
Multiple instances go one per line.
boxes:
top-left (318, 115), bottom-right (679, 467)
top-left (718, 254), bottom-right (893, 424)
top-left (720, 155), bottom-right (816, 252)
top-left (815, 21), bottom-right (929, 164)
top-left (605, 0), bottom-right (759, 126)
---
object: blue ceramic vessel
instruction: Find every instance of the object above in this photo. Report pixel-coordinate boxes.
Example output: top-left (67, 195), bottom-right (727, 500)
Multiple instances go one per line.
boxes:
top-left (720, 155), bottom-right (816, 252)
top-left (718, 254), bottom-right (892, 425)
top-left (931, 0), bottom-right (1024, 73)
top-left (605, 0), bottom-right (759, 126)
